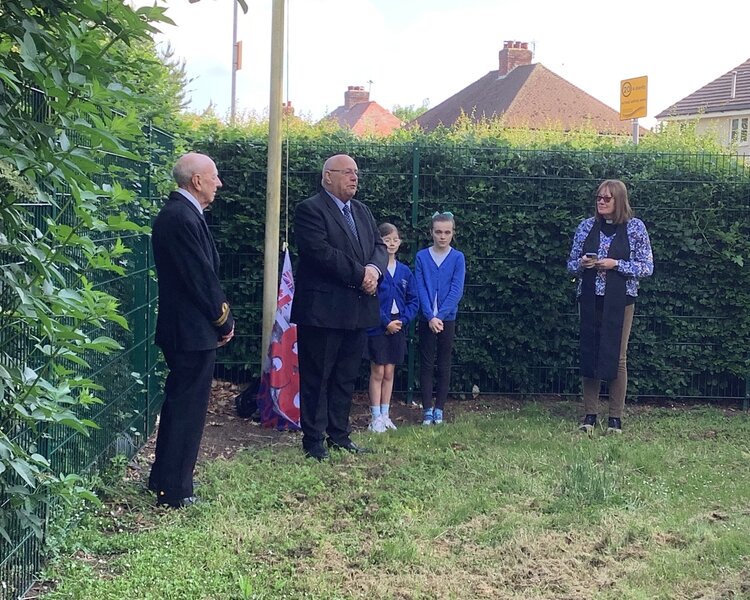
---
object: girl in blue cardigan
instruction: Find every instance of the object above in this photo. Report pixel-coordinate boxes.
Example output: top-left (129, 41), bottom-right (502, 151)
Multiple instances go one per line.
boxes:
top-left (415, 212), bottom-right (466, 425)
top-left (365, 223), bottom-right (419, 432)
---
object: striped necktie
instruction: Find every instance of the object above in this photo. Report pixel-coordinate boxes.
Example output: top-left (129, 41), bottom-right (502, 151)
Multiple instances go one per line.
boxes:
top-left (342, 203), bottom-right (359, 240)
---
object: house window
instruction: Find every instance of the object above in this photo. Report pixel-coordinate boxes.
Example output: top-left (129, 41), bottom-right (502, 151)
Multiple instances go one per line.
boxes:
top-left (730, 117), bottom-right (749, 144)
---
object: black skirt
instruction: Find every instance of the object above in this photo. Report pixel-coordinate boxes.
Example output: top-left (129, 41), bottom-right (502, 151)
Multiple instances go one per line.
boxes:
top-left (365, 313), bottom-right (407, 365)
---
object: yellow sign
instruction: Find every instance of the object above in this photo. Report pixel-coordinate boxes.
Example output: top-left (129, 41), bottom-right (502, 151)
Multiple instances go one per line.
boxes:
top-left (620, 76), bottom-right (648, 120)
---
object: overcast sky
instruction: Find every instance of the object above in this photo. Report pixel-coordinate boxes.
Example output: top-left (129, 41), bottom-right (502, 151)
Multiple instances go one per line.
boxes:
top-left (136, 0), bottom-right (750, 129)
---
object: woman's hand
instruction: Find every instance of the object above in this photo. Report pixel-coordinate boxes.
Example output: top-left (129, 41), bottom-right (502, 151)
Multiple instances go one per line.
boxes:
top-left (386, 320), bottom-right (402, 335)
top-left (429, 317), bottom-right (444, 334)
top-left (595, 258), bottom-right (618, 271)
top-left (581, 256), bottom-right (597, 269)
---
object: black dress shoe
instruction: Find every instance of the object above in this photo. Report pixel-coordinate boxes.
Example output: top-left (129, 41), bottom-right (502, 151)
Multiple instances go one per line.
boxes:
top-left (304, 444), bottom-right (329, 461)
top-left (156, 495), bottom-right (201, 509)
top-left (326, 438), bottom-right (372, 454)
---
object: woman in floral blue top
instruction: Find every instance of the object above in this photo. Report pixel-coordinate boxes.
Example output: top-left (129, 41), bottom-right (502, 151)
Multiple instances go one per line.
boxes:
top-left (567, 179), bottom-right (653, 434)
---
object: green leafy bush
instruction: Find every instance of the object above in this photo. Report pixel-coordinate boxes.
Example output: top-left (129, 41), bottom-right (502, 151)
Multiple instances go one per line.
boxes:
top-left (0, 0), bottom-right (174, 547)
top-left (194, 124), bottom-right (749, 401)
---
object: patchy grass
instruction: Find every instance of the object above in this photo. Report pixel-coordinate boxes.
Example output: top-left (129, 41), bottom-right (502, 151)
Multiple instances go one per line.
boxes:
top-left (36, 401), bottom-right (750, 599)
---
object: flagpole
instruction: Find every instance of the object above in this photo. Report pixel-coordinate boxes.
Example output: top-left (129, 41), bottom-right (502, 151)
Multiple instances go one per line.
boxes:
top-left (230, 0), bottom-right (238, 124)
top-left (261, 0), bottom-right (285, 366)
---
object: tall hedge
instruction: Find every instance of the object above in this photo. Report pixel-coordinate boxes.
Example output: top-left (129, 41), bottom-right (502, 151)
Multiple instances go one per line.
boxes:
top-left (193, 127), bottom-right (750, 401)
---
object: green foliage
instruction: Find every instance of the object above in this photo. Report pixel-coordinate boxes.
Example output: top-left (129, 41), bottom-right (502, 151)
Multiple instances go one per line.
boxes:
top-left (110, 39), bottom-right (191, 133)
top-left (38, 403), bottom-right (750, 598)
top-left (391, 99), bottom-right (430, 123)
top-left (642, 118), bottom-right (730, 154)
top-left (192, 125), bottom-right (750, 399)
top-left (0, 0), bottom-right (174, 546)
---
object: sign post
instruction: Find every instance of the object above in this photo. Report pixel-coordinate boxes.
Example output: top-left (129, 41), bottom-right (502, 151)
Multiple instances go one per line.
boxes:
top-left (620, 75), bottom-right (648, 145)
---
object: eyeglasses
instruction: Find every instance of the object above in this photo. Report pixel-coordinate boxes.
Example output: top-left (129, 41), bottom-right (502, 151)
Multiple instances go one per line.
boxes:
top-left (596, 195), bottom-right (614, 204)
top-left (327, 168), bottom-right (359, 177)
top-left (432, 211), bottom-right (454, 218)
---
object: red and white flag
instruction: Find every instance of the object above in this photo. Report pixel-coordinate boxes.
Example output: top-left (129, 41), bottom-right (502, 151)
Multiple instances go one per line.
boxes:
top-left (257, 249), bottom-right (300, 430)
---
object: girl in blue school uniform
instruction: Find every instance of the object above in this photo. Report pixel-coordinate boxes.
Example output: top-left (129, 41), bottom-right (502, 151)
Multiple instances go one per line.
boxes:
top-left (415, 211), bottom-right (465, 425)
top-left (365, 223), bottom-right (419, 433)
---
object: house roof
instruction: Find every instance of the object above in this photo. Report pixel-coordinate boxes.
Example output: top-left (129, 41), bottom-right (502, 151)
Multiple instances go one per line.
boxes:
top-left (414, 63), bottom-right (637, 135)
top-left (326, 101), bottom-right (402, 136)
top-left (655, 59), bottom-right (750, 119)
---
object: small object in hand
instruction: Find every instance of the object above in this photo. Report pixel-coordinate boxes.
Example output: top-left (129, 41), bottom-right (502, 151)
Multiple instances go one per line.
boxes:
top-left (585, 252), bottom-right (597, 259)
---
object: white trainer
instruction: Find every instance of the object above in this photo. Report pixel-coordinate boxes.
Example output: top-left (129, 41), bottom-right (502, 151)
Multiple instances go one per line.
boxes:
top-left (368, 416), bottom-right (387, 433)
top-left (381, 416), bottom-right (397, 430)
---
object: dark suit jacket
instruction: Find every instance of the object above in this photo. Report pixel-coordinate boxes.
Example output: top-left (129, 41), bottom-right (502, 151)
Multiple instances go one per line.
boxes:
top-left (291, 190), bottom-right (387, 330)
top-left (152, 191), bottom-right (234, 352)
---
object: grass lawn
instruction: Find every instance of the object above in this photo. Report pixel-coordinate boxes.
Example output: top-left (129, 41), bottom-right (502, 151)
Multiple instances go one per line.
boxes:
top-left (36, 401), bottom-right (750, 599)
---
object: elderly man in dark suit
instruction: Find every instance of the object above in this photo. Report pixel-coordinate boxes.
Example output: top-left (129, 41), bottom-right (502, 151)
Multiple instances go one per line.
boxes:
top-left (291, 154), bottom-right (388, 460)
top-left (148, 152), bottom-right (235, 507)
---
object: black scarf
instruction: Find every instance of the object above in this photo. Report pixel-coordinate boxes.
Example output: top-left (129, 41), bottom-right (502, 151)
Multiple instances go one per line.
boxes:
top-left (579, 220), bottom-right (630, 380)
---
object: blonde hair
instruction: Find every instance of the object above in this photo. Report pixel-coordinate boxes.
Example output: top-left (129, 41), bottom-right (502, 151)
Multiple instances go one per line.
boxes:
top-left (594, 179), bottom-right (633, 224)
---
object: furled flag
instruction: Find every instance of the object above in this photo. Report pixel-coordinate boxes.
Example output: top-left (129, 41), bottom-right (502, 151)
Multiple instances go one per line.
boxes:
top-left (256, 249), bottom-right (300, 431)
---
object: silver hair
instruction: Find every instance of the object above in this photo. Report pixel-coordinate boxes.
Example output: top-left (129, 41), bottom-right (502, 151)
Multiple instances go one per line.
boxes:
top-left (172, 153), bottom-right (206, 188)
top-left (321, 154), bottom-right (352, 186)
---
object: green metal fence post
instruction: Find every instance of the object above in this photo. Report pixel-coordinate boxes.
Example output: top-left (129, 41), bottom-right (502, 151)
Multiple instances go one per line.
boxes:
top-left (144, 121), bottom-right (157, 438)
top-left (131, 226), bottom-right (148, 438)
top-left (406, 144), bottom-right (420, 405)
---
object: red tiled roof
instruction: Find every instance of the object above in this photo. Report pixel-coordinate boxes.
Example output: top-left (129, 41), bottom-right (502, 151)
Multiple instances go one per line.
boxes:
top-left (414, 63), bottom-right (637, 135)
top-left (656, 59), bottom-right (750, 119)
top-left (326, 101), bottom-right (402, 136)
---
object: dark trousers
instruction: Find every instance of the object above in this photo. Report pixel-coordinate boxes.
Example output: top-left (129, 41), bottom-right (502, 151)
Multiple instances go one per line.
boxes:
top-left (148, 347), bottom-right (216, 500)
top-left (297, 325), bottom-right (366, 449)
top-left (419, 319), bottom-right (456, 410)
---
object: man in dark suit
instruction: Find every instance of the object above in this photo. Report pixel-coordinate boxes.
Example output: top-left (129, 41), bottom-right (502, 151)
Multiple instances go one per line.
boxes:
top-left (291, 154), bottom-right (388, 460)
top-left (148, 152), bottom-right (235, 507)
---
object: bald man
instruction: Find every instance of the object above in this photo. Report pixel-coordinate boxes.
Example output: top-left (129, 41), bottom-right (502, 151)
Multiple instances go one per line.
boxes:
top-left (148, 152), bottom-right (235, 508)
top-left (291, 154), bottom-right (387, 460)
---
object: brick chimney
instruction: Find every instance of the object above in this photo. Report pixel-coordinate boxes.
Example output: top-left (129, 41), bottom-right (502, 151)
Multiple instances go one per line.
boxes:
top-left (345, 85), bottom-right (370, 109)
top-left (498, 41), bottom-right (532, 76)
